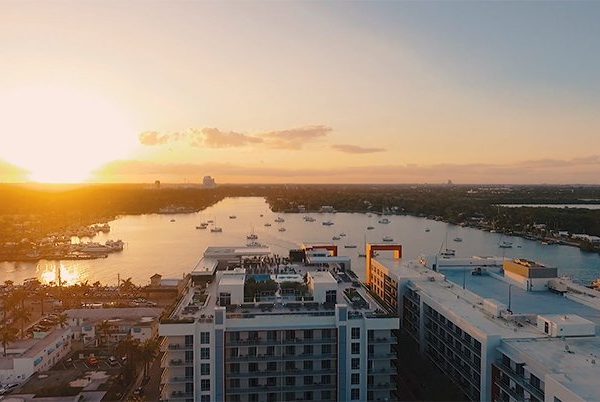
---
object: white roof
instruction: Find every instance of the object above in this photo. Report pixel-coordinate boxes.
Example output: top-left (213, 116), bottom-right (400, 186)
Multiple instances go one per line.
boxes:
top-left (309, 271), bottom-right (337, 285)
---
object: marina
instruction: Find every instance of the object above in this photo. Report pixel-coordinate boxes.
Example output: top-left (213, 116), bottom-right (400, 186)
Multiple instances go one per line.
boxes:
top-left (2, 197), bottom-right (600, 286)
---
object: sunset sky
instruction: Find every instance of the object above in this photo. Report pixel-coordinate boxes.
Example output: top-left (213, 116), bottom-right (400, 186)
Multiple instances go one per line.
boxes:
top-left (1, 1), bottom-right (600, 184)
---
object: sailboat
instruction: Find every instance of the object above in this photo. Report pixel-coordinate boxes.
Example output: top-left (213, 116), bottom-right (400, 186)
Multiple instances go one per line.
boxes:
top-left (358, 234), bottom-right (367, 258)
top-left (439, 232), bottom-right (456, 257)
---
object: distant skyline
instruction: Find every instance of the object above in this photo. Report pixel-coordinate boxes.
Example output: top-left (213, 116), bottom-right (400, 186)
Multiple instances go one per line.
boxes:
top-left (1, 1), bottom-right (600, 184)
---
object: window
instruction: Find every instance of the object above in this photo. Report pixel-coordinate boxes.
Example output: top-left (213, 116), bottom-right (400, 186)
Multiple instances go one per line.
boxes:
top-left (200, 332), bottom-right (210, 344)
top-left (285, 392), bottom-right (295, 401)
top-left (351, 327), bottom-right (360, 339)
top-left (267, 330), bottom-right (277, 341)
top-left (229, 348), bottom-right (238, 358)
top-left (185, 350), bottom-right (193, 363)
top-left (185, 366), bottom-right (194, 378)
top-left (544, 321), bottom-right (549, 334)
top-left (200, 379), bottom-right (210, 391)
top-left (304, 376), bottom-right (313, 385)
top-left (351, 388), bottom-right (360, 400)
top-left (200, 363), bottom-right (210, 375)
top-left (325, 290), bottom-right (337, 303)
top-left (201, 396), bottom-right (211, 402)
top-left (351, 373), bottom-right (360, 385)
top-left (285, 361), bottom-right (296, 370)
top-left (230, 363), bottom-right (240, 373)
top-left (303, 345), bottom-right (313, 355)
top-left (267, 377), bottom-right (276, 386)
top-left (249, 378), bottom-right (258, 387)
top-left (322, 344), bottom-right (332, 354)
top-left (322, 360), bottom-right (331, 370)
top-left (351, 342), bottom-right (360, 355)
top-left (267, 393), bottom-right (277, 402)
top-left (304, 360), bottom-right (313, 370)
top-left (286, 377), bottom-right (296, 386)
top-left (185, 382), bottom-right (193, 393)
top-left (351, 358), bottom-right (360, 370)
top-left (249, 363), bottom-right (258, 372)
top-left (219, 292), bottom-right (231, 306)
top-left (184, 334), bottom-right (193, 347)
top-left (530, 374), bottom-right (541, 389)
top-left (249, 331), bottom-right (259, 340)
top-left (304, 391), bottom-right (313, 401)
top-left (267, 362), bottom-right (277, 371)
top-left (248, 346), bottom-right (257, 357)
top-left (229, 378), bottom-right (240, 388)
top-left (249, 394), bottom-right (259, 402)
top-left (322, 329), bottom-right (332, 339)
top-left (304, 329), bottom-right (313, 339)
top-left (266, 346), bottom-right (275, 356)
top-left (321, 375), bottom-right (331, 384)
top-left (321, 390), bottom-right (332, 400)
top-left (286, 330), bottom-right (296, 340)
top-left (286, 345), bottom-right (295, 355)
top-left (368, 345), bottom-right (374, 354)
top-left (200, 348), bottom-right (210, 360)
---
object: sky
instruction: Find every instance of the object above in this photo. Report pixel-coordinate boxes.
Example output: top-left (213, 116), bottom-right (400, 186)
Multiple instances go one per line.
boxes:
top-left (1, 1), bottom-right (600, 184)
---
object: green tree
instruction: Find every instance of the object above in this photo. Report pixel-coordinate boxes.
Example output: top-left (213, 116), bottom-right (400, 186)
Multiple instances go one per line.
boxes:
top-left (14, 307), bottom-right (31, 337)
top-left (139, 338), bottom-right (160, 378)
top-left (0, 325), bottom-right (18, 356)
top-left (57, 312), bottom-right (69, 328)
top-left (97, 320), bottom-right (113, 347)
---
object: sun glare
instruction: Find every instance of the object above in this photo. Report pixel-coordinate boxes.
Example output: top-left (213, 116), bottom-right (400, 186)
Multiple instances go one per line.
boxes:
top-left (0, 86), bottom-right (138, 183)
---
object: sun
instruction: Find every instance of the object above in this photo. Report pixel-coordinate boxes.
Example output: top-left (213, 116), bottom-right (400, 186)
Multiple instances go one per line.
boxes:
top-left (0, 86), bottom-right (139, 183)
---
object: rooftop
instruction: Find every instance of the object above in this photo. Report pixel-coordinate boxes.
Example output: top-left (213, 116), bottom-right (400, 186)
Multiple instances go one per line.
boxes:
top-left (502, 337), bottom-right (600, 401)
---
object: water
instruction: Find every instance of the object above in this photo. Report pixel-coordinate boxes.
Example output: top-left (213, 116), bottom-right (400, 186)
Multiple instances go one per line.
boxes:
top-left (498, 204), bottom-right (600, 210)
top-left (1, 197), bottom-right (600, 286)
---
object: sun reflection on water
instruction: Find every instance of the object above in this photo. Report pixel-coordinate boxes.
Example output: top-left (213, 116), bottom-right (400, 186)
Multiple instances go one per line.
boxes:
top-left (38, 262), bottom-right (83, 286)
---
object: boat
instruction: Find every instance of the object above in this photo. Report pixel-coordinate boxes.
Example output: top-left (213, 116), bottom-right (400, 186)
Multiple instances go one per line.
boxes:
top-left (211, 227), bottom-right (223, 233)
top-left (332, 236), bottom-right (341, 241)
top-left (322, 221), bottom-right (334, 226)
top-left (453, 237), bottom-right (463, 242)
top-left (105, 240), bottom-right (124, 252)
top-left (498, 241), bottom-right (513, 248)
top-left (80, 243), bottom-right (110, 254)
top-left (344, 245), bottom-right (357, 249)
top-left (247, 233), bottom-right (258, 240)
top-left (278, 227), bottom-right (286, 232)
top-left (207, 220), bottom-right (214, 223)
top-left (229, 215), bottom-right (237, 219)
top-left (264, 223), bottom-right (272, 227)
top-left (170, 219), bottom-right (176, 222)
top-left (196, 224), bottom-right (208, 230)
top-left (378, 218), bottom-right (391, 224)
top-left (303, 216), bottom-right (316, 222)
top-left (382, 236), bottom-right (393, 242)
top-left (367, 226), bottom-right (375, 230)
top-left (367, 213), bottom-right (373, 218)
top-left (259, 214), bottom-right (264, 217)
top-left (425, 228), bottom-right (431, 232)
top-left (247, 241), bottom-right (267, 248)
top-left (440, 248), bottom-right (456, 257)
top-left (274, 217), bottom-right (285, 223)
top-left (339, 233), bottom-right (346, 237)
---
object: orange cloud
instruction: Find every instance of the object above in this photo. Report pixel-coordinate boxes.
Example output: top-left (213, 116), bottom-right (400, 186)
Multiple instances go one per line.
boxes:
top-left (331, 144), bottom-right (385, 154)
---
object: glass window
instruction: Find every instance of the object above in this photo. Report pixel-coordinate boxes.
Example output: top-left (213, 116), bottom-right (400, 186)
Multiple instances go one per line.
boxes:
top-left (286, 377), bottom-right (296, 386)
top-left (351, 342), bottom-right (360, 354)
top-left (200, 379), bottom-right (210, 391)
top-left (351, 358), bottom-right (360, 370)
top-left (303, 345), bottom-right (313, 355)
top-left (200, 348), bottom-right (210, 360)
top-left (322, 360), bottom-right (331, 370)
top-left (304, 376), bottom-right (313, 385)
top-left (322, 344), bottom-right (332, 354)
top-left (304, 330), bottom-right (313, 339)
top-left (351, 373), bottom-right (360, 385)
top-left (304, 360), bottom-right (313, 370)
top-left (351, 327), bottom-right (360, 339)
top-left (200, 332), bottom-right (210, 344)
top-left (351, 388), bottom-right (360, 400)
top-left (200, 363), bottom-right (210, 375)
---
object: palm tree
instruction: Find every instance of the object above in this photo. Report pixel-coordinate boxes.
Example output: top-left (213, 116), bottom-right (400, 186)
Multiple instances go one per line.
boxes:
top-left (97, 320), bottom-right (113, 347)
top-left (139, 338), bottom-right (160, 378)
top-left (120, 277), bottom-right (137, 294)
top-left (57, 312), bottom-right (69, 328)
top-left (0, 325), bottom-right (18, 356)
top-left (116, 335), bottom-right (141, 382)
top-left (13, 307), bottom-right (31, 337)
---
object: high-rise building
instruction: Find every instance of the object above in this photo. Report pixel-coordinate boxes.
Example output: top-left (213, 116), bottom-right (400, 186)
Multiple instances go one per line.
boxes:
top-left (367, 245), bottom-right (600, 402)
top-left (160, 245), bottom-right (399, 402)
top-left (202, 176), bottom-right (216, 189)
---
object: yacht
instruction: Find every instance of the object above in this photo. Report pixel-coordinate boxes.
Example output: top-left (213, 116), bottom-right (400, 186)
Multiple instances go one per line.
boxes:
top-left (105, 240), bottom-right (124, 252)
top-left (378, 218), bottom-right (391, 224)
top-left (332, 236), bottom-right (341, 241)
top-left (278, 227), bottom-right (286, 232)
top-left (303, 216), bottom-right (316, 222)
top-left (382, 236), bottom-right (394, 242)
top-left (229, 215), bottom-right (237, 219)
top-left (453, 237), bottom-right (463, 242)
top-left (439, 248), bottom-right (456, 258)
top-left (367, 226), bottom-right (375, 230)
top-left (322, 221), bottom-right (334, 226)
top-left (170, 219), bottom-right (176, 222)
top-left (246, 233), bottom-right (258, 240)
top-left (344, 245), bottom-right (357, 249)
top-left (264, 223), bottom-right (272, 227)
top-left (274, 217), bottom-right (285, 223)
top-left (196, 225), bottom-right (207, 230)
top-left (211, 227), bottom-right (223, 233)
top-left (498, 241), bottom-right (513, 248)
top-left (339, 233), bottom-right (346, 237)
top-left (425, 228), bottom-right (431, 232)
top-left (246, 241), bottom-right (267, 248)
top-left (81, 243), bottom-right (110, 254)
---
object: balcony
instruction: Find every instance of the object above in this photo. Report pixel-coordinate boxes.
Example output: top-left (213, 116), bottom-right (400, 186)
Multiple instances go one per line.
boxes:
top-left (163, 343), bottom-right (194, 351)
top-left (161, 354), bottom-right (193, 367)
top-left (226, 352), bottom-right (336, 362)
top-left (368, 352), bottom-right (396, 359)
top-left (368, 367), bottom-right (396, 375)
top-left (164, 391), bottom-right (194, 400)
top-left (226, 337), bottom-right (336, 347)
top-left (226, 368), bottom-right (336, 378)
top-left (493, 361), bottom-right (544, 401)
top-left (227, 383), bottom-right (335, 394)
top-left (369, 382), bottom-right (395, 390)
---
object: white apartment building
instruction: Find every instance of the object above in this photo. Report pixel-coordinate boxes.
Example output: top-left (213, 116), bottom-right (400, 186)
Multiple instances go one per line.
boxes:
top-left (0, 327), bottom-right (73, 384)
top-left (159, 245), bottom-right (399, 402)
top-left (367, 245), bottom-right (600, 402)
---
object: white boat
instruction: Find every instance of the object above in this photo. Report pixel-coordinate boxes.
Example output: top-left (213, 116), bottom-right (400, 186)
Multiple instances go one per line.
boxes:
top-left (105, 240), bottom-right (124, 252)
top-left (498, 241), bottom-right (513, 248)
top-left (211, 227), bottom-right (223, 233)
top-left (247, 233), bottom-right (258, 240)
top-left (440, 249), bottom-right (456, 257)
top-left (322, 221), bottom-right (334, 226)
top-left (246, 241), bottom-right (267, 248)
top-left (339, 233), bottom-right (346, 237)
top-left (278, 227), bottom-right (286, 232)
top-left (274, 217), bottom-right (285, 223)
top-left (303, 216), bottom-right (316, 222)
top-left (332, 236), bottom-right (341, 241)
top-left (81, 243), bottom-right (110, 254)
top-left (382, 236), bottom-right (394, 242)
top-left (378, 218), bottom-right (391, 224)
top-left (453, 237), bottom-right (463, 242)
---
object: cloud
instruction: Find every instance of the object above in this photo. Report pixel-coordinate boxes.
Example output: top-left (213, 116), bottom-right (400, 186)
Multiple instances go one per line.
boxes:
top-left (0, 159), bottom-right (30, 182)
top-left (200, 128), bottom-right (263, 148)
top-left (137, 125), bottom-right (331, 150)
top-left (138, 131), bottom-right (182, 146)
top-left (331, 144), bottom-right (386, 154)
top-left (260, 125), bottom-right (332, 149)
top-left (93, 154), bottom-right (600, 184)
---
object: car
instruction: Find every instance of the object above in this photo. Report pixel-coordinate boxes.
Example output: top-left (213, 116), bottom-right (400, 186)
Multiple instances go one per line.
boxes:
top-left (87, 356), bottom-right (99, 366)
top-left (108, 356), bottom-right (118, 366)
top-left (133, 387), bottom-right (143, 396)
